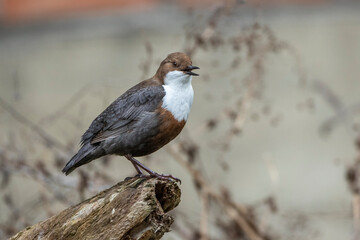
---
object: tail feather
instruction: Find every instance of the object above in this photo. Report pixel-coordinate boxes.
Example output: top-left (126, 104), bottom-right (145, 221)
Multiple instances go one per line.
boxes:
top-left (62, 143), bottom-right (104, 175)
top-left (62, 153), bottom-right (86, 175)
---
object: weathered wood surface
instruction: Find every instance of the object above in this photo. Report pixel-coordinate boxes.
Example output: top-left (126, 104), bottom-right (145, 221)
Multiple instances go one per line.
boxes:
top-left (10, 177), bottom-right (181, 240)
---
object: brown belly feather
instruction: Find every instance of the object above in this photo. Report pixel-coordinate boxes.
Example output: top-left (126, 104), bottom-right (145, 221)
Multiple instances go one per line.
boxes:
top-left (151, 107), bottom-right (186, 147)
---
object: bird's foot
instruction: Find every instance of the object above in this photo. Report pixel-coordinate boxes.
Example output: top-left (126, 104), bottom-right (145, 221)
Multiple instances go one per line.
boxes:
top-left (148, 172), bottom-right (181, 183)
top-left (135, 172), bottom-right (181, 183)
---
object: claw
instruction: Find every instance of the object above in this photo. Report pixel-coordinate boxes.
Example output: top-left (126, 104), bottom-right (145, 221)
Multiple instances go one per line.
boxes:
top-left (150, 173), bottom-right (181, 184)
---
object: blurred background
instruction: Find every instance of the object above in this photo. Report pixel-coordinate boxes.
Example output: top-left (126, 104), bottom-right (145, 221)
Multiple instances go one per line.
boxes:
top-left (1, 0), bottom-right (360, 239)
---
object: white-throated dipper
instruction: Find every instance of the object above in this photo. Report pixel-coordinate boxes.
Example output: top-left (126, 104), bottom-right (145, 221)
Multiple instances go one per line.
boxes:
top-left (62, 52), bottom-right (199, 182)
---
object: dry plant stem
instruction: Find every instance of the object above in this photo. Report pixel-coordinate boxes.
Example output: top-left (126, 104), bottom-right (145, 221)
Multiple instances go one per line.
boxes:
top-left (186, 5), bottom-right (227, 57)
top-left (353, 194), bottom-right (360, 240)
top-left (199, 191), bottom-right (209, 240)
top-left (347, 138), bottom-right (360, 240)
top-left (230, 43), bottom-right (271, 133)
top-left (167, 146), bottom-right (265, 240)
top-left (139, 41), bottom-right (153, 80)
top-left (9, 176), bottom-right (181, 240)
top-left (353, 150), bottom-right (360, 239)
top-left (353, 195), bottom-right (360, 227)
top-left (232, 69), bottom-right (257, 133)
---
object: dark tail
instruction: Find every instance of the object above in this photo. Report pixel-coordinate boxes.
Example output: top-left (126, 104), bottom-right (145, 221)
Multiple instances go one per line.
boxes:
top-left (62, 153), bottom-right (84, 175)
top-left (62, 143), bottom-right (104, 175)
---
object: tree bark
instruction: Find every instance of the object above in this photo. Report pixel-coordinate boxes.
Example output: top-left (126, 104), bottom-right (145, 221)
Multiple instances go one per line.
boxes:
top-left (9, 176), bottom-right (181, 240)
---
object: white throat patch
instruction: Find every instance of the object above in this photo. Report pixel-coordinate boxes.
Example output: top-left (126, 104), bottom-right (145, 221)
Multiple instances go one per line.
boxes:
top-left (162, 71), bottom-right (194, 122)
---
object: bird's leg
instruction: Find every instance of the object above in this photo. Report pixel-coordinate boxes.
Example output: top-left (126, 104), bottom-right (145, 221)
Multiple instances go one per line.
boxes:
top-left (124, 154), bottom-right (181, 183)
top-left (131, 161), bottom-right (144, 175)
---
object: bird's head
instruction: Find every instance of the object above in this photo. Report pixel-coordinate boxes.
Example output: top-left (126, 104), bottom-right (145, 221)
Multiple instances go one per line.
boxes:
top-left (155, 52), bottom-right (199, 85)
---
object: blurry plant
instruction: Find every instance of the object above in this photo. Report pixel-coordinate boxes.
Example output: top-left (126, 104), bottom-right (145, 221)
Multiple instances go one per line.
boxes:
top-left (346, 136), bottom-right (360, 239)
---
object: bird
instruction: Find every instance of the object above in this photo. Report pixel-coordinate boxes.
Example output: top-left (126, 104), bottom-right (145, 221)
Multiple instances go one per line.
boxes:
top-left (62, 52), bottom-right (199, 182)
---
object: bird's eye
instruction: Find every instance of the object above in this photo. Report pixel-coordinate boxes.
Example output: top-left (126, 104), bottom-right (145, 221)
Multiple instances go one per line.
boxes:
top-left (172, 62), bottom-right (177, 66)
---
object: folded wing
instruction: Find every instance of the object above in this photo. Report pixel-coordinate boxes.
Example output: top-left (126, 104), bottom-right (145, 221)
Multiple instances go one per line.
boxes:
top-left (80, 83), bottom-right (165, 145)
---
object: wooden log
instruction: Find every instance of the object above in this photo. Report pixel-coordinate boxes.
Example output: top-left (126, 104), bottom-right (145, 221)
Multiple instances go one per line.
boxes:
top-left (9, 176), bottom-right (181, 240)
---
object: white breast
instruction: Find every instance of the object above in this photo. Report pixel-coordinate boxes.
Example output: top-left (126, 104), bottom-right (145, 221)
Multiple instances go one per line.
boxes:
top-left (162, 71), bottom-right (194, 122)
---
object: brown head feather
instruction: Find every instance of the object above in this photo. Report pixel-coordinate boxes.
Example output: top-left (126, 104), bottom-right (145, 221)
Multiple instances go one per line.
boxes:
top-left (154, 52), bottom-right (193, 83)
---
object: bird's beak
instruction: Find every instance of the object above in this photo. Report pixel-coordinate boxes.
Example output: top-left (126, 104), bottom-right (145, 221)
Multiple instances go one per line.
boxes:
top-left (184, 65), bottom-right (200, 76)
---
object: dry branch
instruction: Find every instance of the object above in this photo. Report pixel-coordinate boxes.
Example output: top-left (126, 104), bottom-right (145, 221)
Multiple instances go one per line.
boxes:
top-left (167, 145), bottom-right (267, 240)
top-left (9, 177), bottom-right (181, 240)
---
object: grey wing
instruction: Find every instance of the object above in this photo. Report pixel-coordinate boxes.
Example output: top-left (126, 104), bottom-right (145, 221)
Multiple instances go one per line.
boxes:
top-left (80, 84), bottom-right (165, 145)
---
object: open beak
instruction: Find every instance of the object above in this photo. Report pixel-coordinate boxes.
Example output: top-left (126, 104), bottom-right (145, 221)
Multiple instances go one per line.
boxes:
top-left (184, 65), bottom-right (200, 76)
